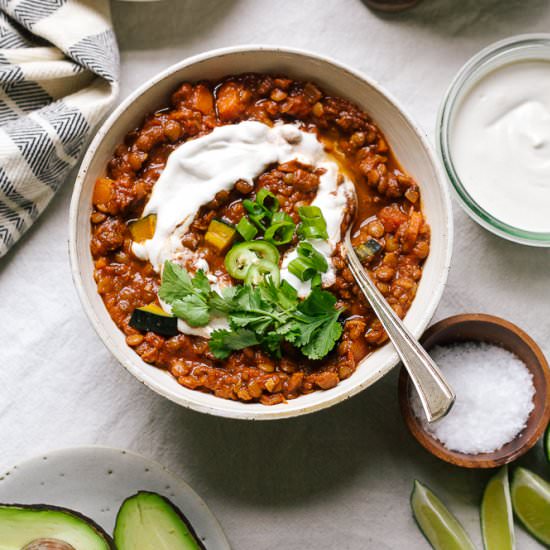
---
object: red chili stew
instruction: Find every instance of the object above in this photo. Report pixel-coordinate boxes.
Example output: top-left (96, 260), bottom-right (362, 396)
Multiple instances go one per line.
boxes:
top-left (90, 74), bottom-right (430, 405)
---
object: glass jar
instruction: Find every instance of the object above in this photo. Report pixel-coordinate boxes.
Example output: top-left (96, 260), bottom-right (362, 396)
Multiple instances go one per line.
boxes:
top-left (437, 34), bottom-right (550, 246)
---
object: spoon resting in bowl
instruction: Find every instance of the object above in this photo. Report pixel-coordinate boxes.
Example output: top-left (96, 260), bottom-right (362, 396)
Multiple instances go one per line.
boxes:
top-left (343, 198), bottom-right (455, 422)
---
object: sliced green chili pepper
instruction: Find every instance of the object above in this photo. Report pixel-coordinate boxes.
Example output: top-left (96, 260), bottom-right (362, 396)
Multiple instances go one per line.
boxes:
top-left (224, 240), bottom-right (280, 280)
top-left (264, 211), bottom-right (296, 245)
top-left (236, 216), bottom-right (258, 241)
top-left (245, 259), bottom-right (280, 286)
top-left (297, 205), bottom-right (328, 240)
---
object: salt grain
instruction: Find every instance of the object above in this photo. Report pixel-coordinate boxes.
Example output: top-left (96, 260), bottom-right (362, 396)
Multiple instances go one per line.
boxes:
top-left (411, 342), bottom-right (535, 454)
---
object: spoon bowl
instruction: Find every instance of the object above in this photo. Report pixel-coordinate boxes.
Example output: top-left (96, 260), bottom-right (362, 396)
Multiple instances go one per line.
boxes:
top-left (343, 189), bottom-right (455, 422)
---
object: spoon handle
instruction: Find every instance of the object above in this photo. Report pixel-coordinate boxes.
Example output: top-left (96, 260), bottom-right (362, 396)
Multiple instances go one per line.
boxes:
top-left (344, 233), bottom-right (455, 422)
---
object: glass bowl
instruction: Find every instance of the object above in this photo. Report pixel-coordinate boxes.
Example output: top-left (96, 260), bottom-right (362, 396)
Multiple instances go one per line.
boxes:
top-left (437, 34), bottom-right (550, 246)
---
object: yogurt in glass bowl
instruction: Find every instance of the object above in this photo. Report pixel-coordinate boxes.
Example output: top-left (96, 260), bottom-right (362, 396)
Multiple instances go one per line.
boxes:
top-left (438, 34), bottom-right (550, 246)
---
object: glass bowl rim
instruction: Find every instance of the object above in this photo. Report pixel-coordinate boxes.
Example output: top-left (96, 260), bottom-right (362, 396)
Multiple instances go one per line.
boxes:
top-left (437, 33), bottom-right (550, 247)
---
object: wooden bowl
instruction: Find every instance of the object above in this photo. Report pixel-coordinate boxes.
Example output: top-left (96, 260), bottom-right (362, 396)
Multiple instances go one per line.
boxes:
top-left (399, 313), bottom-right (550, 468)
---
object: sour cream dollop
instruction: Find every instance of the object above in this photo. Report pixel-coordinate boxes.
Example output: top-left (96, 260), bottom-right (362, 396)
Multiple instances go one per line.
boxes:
top-left (132, 120), bottom-right (353, 335)
top-left (451, 60), bottom-right (550, 233)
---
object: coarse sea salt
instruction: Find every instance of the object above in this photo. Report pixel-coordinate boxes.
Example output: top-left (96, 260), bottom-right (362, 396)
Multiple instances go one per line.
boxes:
top-left (411, 342), bottom-right (535, 455)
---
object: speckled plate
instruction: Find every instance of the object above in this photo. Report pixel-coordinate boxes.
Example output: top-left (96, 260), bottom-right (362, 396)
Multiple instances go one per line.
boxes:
top-left (0, 446), bottom-right (230, 549)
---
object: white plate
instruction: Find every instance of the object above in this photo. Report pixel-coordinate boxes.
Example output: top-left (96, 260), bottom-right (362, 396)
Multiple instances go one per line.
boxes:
top-left (0, 446), bottom-right (230, 549)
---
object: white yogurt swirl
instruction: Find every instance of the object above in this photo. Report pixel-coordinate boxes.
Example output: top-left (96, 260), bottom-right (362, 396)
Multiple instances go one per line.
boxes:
top-left (132, 120), bottom-right (353, 336)
top-left (451, 60), bottom-right (550, 233)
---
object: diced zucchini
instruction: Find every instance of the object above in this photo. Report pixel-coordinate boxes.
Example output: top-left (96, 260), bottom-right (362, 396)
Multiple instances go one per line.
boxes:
top-left (129, 214), bottom-right (156, 243)
top-left (205, 219), bottom-right (236, 252)
top-left (129, 304), bottom-right (178, 336)
top-left (354, 238), bottom-right (382, 261)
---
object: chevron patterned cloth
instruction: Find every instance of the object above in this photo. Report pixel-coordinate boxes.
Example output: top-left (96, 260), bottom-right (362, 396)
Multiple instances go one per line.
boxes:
top-left (0, 0), bottom-right (119, 257)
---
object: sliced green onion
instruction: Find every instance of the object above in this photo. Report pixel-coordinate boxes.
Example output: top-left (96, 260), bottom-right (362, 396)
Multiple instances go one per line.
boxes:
top-left (236, 216), bottom-right (258, 241)
top-left (243, 199), bottom-right (270, 230)
top-left (311, 272), bottom-right (322, 289)
top-left (297, 242), bottom-right (328, 272)
top-left (298, 205), bottom-right (328, 240)
top-left (299, 224), bottom-right (324, 240)
top-left (298, 205), bottom-right (324, 219)
top-left (256, 188), bottom-right (279, 213)
top-left (288, 256), bottom-right (317, 281)
top-left (264, 211), bottom-right (296, 245)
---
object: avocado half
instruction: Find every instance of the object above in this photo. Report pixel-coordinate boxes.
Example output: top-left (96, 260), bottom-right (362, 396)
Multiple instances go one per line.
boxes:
top-left (0, 503), bottom-right (114, 549)
top-left (113, 491), bottom-right (206, 550)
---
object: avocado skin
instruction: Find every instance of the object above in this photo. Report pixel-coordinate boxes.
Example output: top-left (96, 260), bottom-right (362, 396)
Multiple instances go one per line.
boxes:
top-left (0, 503), bottom-right (115, 549)
top-left (114, 491), bottom-right (206, 550)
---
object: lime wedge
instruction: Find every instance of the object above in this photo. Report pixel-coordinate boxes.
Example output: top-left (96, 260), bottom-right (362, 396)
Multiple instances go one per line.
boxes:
top-left (411, 480), bottom-right (476, 550)
top-left (511, 467), bottom-right (550, 546)
top-left (481, 465), bottom-right (515, 550)
top-left (544, 423), bottom-right (550, 464)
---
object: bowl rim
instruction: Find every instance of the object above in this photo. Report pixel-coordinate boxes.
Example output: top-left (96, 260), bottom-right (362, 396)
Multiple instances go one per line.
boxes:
top-left (399, 313), bottom-right (550, 468)
top-left (69, 44), bottom-right (453, 420)
top-left (436, 33), bottom-right (550, 247)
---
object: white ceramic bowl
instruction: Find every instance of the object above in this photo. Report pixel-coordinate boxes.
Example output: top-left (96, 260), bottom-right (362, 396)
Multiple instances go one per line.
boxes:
top-left (69, 46), bottom-right (453, 420)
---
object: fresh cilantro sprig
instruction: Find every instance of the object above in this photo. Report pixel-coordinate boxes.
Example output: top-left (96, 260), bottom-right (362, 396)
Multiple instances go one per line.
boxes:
top-left (211, 279), bottom-right (344, 360)
top-left (159, 261), bottom-right (343, 361)
top-left (159, 261), bottom-right (226, 327)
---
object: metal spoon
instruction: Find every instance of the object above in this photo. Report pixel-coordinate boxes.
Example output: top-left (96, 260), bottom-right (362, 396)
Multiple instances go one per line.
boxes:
top-left (343, 201), bottom-right (455, 422)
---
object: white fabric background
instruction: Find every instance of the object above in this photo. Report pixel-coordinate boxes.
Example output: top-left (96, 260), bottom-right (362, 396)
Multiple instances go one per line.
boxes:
top-left (1, 1), bottom-right (549, 548)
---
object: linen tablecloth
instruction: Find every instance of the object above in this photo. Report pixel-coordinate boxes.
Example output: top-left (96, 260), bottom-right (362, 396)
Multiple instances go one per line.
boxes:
top-left (1, 1), bottom-right (549, 548)
top-left (0, 0), bottom-right (118, 257)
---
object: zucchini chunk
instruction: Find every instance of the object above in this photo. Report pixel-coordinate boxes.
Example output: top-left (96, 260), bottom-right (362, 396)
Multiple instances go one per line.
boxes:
top-left (129, 304), bottom-right (178, 336)
top-left (354, 238), bottom-right (382, 262)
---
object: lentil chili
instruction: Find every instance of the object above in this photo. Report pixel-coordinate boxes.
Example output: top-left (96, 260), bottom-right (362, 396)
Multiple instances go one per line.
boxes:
top-left (90, 74), bottom-right (430, 405)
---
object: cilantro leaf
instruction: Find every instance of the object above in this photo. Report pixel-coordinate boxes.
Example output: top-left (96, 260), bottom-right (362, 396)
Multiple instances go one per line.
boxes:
top-left (234, 285), bottom-right (264, 311)
top-left (209, 329), bottom-right (260, 359)
top-left (159, 261), bottom-right (344, 361)
top-left (298, 288), bottom-right (338, 316)
top-left (159, 260), bottom-right (194, 303)
top-left (284, 289), bottom-right (344, 359)
top-left (230, 311), bottom-right (274, 334)
top-left (262, 331), bottom-right (284, 357)
top-left (159, 261), bottom-right (219, 326)
top-left (172, 295), bottom-right (210, 327)
top-left (192, 269), bottom-right (211, 295)
top-left (278, 280), bottom-right (299, 305)
top-left (300, 312), bottom-right (342, 360)
top-left (209, 289), bottom-right (234, 314)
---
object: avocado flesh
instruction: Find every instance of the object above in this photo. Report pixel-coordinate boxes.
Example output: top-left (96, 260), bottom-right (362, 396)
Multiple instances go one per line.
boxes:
top-left (0, 505), bottom-right (112, 550)
top-left (114, 491), bottom-right (204, 550)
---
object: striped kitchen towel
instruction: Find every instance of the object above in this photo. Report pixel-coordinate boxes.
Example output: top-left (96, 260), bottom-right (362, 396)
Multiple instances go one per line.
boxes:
top-left (0, 0), bottom-right (119, 258)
